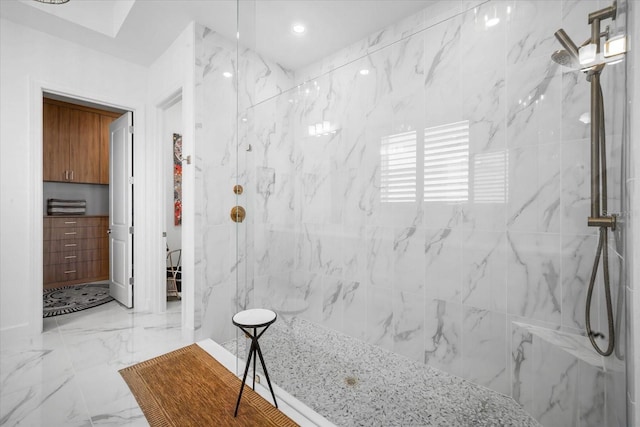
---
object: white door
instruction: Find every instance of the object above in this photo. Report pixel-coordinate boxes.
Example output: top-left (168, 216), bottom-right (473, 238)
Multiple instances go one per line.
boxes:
top-left (109, 112), bottom-right (133, 307)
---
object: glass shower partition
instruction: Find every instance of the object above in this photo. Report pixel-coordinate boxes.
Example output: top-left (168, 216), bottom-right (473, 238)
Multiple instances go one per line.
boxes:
top-left (231, 0), bottom-right (439, 418)
top-left (232, 0), bottom-right (256, 389)
top-left (229, 1), bottom-right (629, 426)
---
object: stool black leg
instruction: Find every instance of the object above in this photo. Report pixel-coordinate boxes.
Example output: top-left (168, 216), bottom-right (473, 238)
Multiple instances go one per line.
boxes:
top-left (234, 339), bottom-right (255, 417)
top-left (255, 340), bottom-right (278, 408)
top-left (252, 328), bottom-right (257, 389)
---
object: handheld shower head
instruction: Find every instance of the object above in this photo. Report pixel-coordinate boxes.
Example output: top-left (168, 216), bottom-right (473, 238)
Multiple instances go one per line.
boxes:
top-left (554, 29), bottom-right (580, 63)
top-left (551, 49), bottom-right (579, 68)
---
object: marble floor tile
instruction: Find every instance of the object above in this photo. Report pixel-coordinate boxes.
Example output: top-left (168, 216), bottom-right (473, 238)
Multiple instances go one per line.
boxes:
top-left (1, 374), bottom-right (92, 427)
top-left (0, 300), bottom-right (187, 427)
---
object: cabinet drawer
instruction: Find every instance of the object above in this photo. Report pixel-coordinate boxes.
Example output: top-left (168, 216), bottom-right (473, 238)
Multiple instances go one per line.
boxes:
top-left (100, 257), bottom-right (109, 277)
top-left (46, 238), bottom-right (106, 253)
top-left (47, 217), bottom-right (104, 228)
top-left (44, 260), bottom-right (104, 283)
top-left (49, 227), bottom-right (81, 240)
top-left (44, 249), bottom-right (102, 266)
top-left (44, 264), bottom-right (57, 284)
top-left (43, 214), bottom-right (109, 287)
top-left (44, 250), bottom-right (72, 266)
top-left (44, 264), bottom-right (81, 283)
top-left (48, 226), bottom-right (106, 240)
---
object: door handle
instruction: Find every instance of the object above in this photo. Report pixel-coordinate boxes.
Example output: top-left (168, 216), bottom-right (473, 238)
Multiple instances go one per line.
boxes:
top-left (107, 229), bottom-right (112, 234)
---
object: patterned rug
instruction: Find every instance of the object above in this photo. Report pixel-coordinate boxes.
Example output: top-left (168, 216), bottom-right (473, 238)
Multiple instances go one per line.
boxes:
top-left (120, 344), bottom-right (298, 426)
top-left (43, 283), bottom-right (114, 318)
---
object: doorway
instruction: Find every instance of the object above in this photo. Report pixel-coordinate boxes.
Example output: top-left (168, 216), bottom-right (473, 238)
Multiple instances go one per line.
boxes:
top-left (161, 94), bottom-right (183, 315)
top-left (41, 92), bottom-right (133, 321)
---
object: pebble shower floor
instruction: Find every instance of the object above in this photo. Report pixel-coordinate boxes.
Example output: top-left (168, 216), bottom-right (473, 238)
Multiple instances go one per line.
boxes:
top-left (224, 316), bottom-right (540, 427)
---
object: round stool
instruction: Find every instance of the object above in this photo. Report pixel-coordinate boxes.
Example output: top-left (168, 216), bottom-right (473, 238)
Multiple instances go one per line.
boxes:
top-left (232, 308), bottom-right (278, 417)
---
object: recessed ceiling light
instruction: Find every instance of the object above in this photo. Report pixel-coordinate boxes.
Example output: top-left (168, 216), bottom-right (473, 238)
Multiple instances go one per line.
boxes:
top-left (223, 71), bottom-right (233, 78)
top-left (359, 69), bottom-right (370, 75)
top-left (292, 23), bottom-right (306, 34)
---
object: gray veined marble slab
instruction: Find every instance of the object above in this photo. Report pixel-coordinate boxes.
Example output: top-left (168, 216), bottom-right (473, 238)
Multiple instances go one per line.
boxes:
top-left (224, 316), bottom-right (541, 427)
top-left (0, 300), bottom-right (188, 427)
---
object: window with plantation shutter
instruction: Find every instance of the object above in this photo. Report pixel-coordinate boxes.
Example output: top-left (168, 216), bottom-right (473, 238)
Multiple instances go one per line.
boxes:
top-left (380, 130), bottom-right (417, 203)
top-left (423, 121), bottom-right (469, 202)
top-left (473, 151), bottom-right (508, 203)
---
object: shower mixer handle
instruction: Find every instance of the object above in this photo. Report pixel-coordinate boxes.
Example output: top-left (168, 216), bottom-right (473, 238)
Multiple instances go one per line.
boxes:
top-left (588, 2), bottom-right (616, 24)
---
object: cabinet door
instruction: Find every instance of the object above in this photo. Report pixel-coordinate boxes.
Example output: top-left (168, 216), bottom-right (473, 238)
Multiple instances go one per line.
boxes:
top-left (43, 102), bottom-right (69, 182)
top-left (99, 115), bottom-right (115, 184)
top-left (69, 109), bottom-right (101, 183)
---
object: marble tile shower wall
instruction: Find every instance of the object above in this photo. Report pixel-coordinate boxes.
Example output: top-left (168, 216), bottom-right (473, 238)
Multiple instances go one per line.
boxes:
top-left (193, 24), bottom-right (296, 342)
top-left (194, 25), bottom-right (240, 341)
top-left (192, 0), bottom-right (628, 426)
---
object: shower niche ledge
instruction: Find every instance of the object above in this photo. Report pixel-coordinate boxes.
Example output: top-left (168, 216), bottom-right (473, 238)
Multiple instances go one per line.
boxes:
top-left (513, 322), bottom-right (624, 372)
top-left (512, 321), bottom-right (625, 427)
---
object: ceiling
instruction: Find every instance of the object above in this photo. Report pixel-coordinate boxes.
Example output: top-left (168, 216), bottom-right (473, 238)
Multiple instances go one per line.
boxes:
top-left (0, 0), bottom-right (438, 70)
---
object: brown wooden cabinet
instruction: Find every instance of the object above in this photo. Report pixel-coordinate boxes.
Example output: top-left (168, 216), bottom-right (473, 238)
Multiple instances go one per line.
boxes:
top-left (43, 216), bottom-right (109, 289)
top-left (99, 115), bottom-right (116, 184)
top-left (43, 102), bottom-right (70, 182)
top-left (70, 109), bottom-right (101, 183)
top-left (43, 99), bottom-right (120, 184)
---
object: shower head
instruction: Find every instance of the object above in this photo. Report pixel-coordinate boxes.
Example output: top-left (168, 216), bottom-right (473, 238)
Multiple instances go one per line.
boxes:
top-left (551, 49), bottom-right (579, 68)
top-left (554, 29), bottom-right (580, 63)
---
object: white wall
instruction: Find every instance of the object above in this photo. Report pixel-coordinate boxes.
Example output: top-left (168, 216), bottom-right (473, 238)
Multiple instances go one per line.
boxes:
top-left (145, 22), bottom-right (195, 324)
top-left (0, 18), bottom-right (148, 333)
top-left (0, 15), bottom-right (197, 333)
